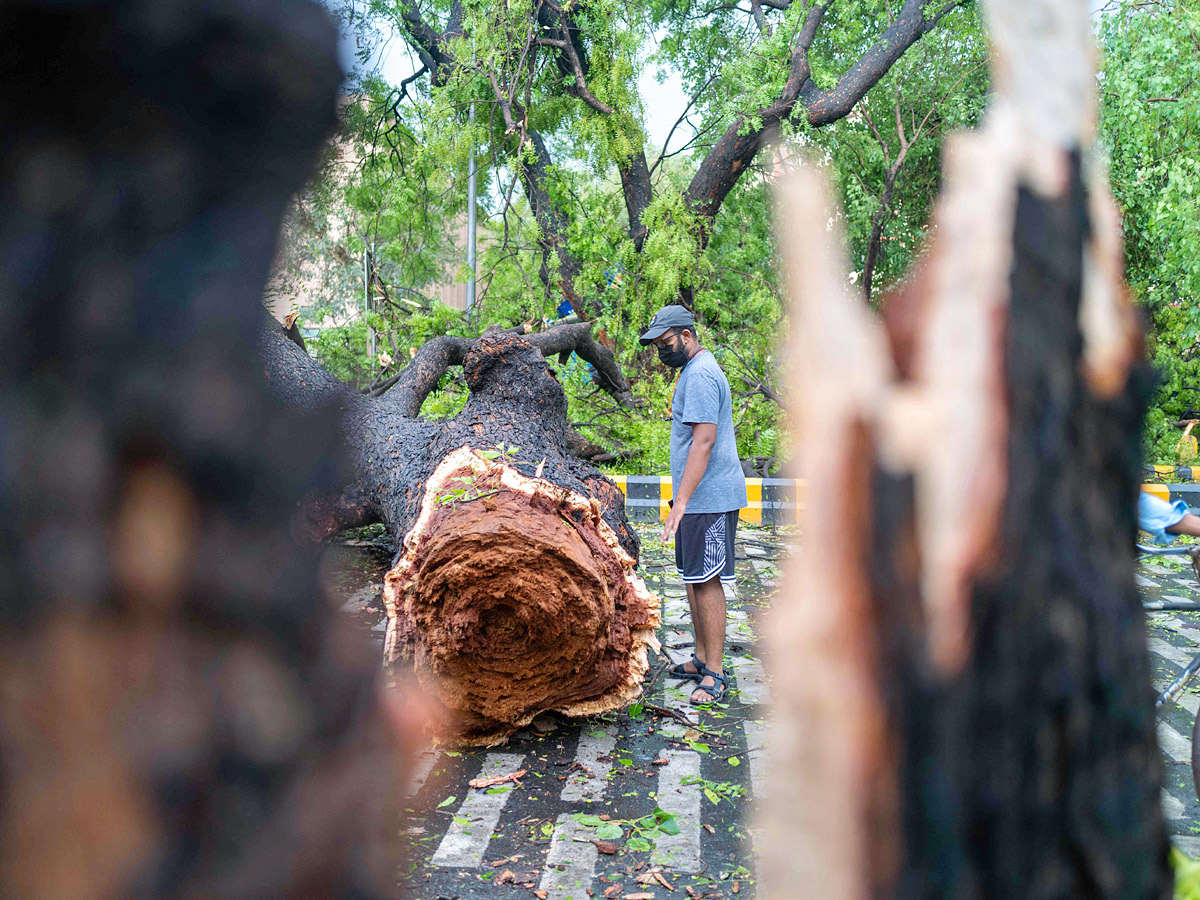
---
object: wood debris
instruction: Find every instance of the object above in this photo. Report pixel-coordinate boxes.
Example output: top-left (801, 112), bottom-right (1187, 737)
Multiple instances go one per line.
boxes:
top-left (469, 768), bottom-right (527, 790)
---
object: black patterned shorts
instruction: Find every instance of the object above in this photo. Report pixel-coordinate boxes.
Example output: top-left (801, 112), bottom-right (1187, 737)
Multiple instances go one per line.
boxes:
top-left (673, 510), bottom-right (739, 584)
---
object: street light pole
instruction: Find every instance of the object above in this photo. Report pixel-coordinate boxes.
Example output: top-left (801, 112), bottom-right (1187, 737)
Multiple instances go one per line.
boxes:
top-left (466, 102), bottom-right (477, 312)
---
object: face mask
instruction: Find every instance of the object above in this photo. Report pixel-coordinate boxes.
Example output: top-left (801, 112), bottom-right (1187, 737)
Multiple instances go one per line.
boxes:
top-left (657, 337), bottom-right (690, 369)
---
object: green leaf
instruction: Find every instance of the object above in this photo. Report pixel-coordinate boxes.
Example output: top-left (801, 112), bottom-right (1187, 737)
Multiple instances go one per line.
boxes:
top-left (596, 823), bottom-right (624, 840)
top-left (657, 818), bottom-right (681, 836)
top-left (704, 787), bottom-right (721, 805)
top-left (728, 756), bottom-right (741, 767)
top-left (485, 786), bottom-right (512, 794)
top-left (437, 795), bottom-right (457, 808)
top-left (453, 816), bottom-right (470, 826)
top-left (625, 837), bottom-right (651, 852)
top-left (574, 814), bottom-right (605, 827)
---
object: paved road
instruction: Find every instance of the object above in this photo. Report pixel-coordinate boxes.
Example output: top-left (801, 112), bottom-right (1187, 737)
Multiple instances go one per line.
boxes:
top-left (332, 527), bottom-right (1200, 898)
top-left (1140, 553), bottom-right (1200, 857)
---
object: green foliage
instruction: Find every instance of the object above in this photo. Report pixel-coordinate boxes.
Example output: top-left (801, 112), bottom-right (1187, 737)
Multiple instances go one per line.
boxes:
top-left (571, 806), bottom-right (682, 852)
top-left (809, 5), bottom-right (989, 298)
top-left (1098, 0), bottom-right (1200, 464)
top-left (277, 1), bottom-right (990, 468)
top-left (1174, 847), bottom-right (1200, 900)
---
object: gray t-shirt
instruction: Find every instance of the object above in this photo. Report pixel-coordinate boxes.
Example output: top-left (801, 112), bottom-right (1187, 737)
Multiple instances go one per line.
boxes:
top-left (670, 350), bottom-right (747, 514)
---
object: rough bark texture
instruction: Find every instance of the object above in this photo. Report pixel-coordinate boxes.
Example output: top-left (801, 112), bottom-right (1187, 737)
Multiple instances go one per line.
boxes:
top-left (260, 322), bottom-right (658, 744)
top-left (762, 2), bottom-right (1170, 898)
top-left (0, 3), bottom-right (408, 899)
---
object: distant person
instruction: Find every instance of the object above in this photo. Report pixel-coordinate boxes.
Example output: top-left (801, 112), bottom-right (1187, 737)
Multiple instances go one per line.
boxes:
top-left (640, 305), bottom-right (747, 705)
top-left (1138, 491), bottom-right (1200, 579)
top-left (1139, 492), bottom-right (1200, 542)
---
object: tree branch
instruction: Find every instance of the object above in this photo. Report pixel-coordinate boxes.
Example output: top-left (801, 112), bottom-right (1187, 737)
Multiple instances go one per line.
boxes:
top-left (685, 0), bottom-right (965, 224)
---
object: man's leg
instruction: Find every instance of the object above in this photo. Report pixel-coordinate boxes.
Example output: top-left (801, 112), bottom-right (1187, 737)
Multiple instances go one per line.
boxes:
top-left (680, 582), bottom-right (705, 675)
top-left (690, 574), bottom-right (726, 702)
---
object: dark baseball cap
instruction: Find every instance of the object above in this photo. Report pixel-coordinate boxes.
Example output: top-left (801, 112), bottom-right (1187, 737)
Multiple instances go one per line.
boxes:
top-left (639, 305), bottom-right (695, 345)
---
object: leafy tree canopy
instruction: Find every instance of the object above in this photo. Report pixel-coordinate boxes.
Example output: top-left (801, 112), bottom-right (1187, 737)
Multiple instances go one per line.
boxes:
top-left (1098, 0), bottom-right (1200, 463)
top-left (277, 0), bottom-right (989, 471)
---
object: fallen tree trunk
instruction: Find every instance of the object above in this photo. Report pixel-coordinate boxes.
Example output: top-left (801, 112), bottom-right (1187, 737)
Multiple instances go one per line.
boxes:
top-left (260, 322), bottom-right (659, 745)
top-left (762, 2), bottom-right (1168, 898)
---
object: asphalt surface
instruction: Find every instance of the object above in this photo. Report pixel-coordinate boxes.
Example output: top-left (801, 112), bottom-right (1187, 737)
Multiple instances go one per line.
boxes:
top-left (328, 525), bottom-right (1200, 899)
top-left (1139, 551), bottom-right (1200, 856)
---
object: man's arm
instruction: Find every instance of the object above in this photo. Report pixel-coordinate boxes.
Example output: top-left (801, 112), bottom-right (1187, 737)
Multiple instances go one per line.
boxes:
top-left (663, 422), bottom-right (717, 541)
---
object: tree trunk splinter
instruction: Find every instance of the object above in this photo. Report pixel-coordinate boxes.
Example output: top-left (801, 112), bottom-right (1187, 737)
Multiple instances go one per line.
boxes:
top-left (762, 2), bottom-right (1168, 898)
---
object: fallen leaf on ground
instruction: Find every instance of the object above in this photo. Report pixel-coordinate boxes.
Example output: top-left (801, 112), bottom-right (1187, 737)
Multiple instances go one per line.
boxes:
top-left (636, 872), bottom-right (657, 885)
top-left (702, 824), bottom-right (715, 834)
top-left (592, 840), bottom-right (619, 855)
top-left (498, 870), bottom-right (516, 885)
top-left (652, 758), bottom-right (669, 766)
top-left (623, 894), bottom-right (655, 900)
top-left (732, 882), bottom-right (740, 894)
top-left (603, 886), bottom-right (622, 898)
top-left (682, 729), bottom-right (700, 742)
top-left (469, 769), bottom-right (527, 789)
top-left (653, 872), bottom-right (675, 891)
top-left (533, 891), bottom-right (548, 899)
top-left (685, 888), bottom-right (697, 898)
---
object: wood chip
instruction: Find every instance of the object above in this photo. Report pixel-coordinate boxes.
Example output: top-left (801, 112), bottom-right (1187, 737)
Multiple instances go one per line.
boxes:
top-left (685, 888), bottom-right (697, 898)
top-left (732, 882), bottom-right (740, 894)
top-left (623, 894), bottom-right (655, 900)
top-left (497, 869), bottom-right (516, 885)
top-left (653, 872), bottom-right (675, 891)
top-left (702, 824), bottom-right (715, 834)
top-left (652, 758), bottom-right (670, 766)
top-left (469, 769), bottom-right (527, 790)
top-left (533, 891), bottom-right (548, 899)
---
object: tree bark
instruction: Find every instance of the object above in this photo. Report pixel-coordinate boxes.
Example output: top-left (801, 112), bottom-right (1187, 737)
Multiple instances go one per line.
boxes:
top-left (764, 2), bottom-right (1167, 897)
top-left (260, 320), bottom-right (658, 745)
top-left (0, 3), bottom-right (410, 899)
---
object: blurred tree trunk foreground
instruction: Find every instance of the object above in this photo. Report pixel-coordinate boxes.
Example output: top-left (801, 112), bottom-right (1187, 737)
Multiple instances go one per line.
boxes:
top-left (0, 3), bottom-right (409, 899)
top-left (763, 2), bottom-right (1171, 899)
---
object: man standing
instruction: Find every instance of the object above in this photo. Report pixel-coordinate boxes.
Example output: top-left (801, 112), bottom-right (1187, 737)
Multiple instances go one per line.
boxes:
top-left (640, 305), bottom-right (747, 704)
